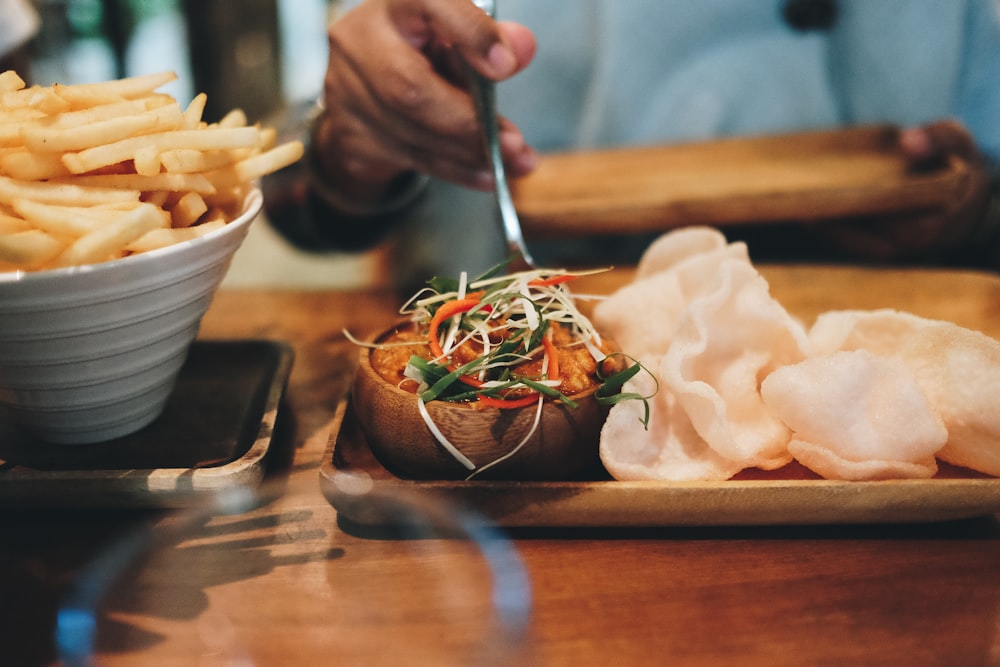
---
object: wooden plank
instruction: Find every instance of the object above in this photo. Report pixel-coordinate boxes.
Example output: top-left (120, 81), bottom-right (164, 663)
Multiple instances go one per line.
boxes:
top-left (512, 125), bottom-right (970, 238)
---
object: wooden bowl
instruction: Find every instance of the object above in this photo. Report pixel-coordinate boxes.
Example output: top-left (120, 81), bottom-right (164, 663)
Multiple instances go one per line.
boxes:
top-left (351, 326), bottom-right (609, 481)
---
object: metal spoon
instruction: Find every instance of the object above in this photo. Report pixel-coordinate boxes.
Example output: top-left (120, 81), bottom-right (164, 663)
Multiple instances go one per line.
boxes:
top-left (467, 0), bottom-right (536, 271)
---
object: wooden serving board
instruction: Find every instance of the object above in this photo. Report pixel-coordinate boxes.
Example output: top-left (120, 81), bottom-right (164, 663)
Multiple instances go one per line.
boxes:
top-left (0, 340), bottom-right (293, 508)
top-left (511, 125), bottom-right (971, 239)
top-left (321, 266), bottom-right (1000, 528)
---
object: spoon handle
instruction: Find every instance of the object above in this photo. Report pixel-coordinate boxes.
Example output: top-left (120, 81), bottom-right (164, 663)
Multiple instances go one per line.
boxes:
top-left (467, 0), bottom-right (535, 270)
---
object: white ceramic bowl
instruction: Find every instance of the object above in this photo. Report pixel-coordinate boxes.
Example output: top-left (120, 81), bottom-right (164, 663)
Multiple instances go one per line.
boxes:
top-left (0, 189), bottom-right (262, 444)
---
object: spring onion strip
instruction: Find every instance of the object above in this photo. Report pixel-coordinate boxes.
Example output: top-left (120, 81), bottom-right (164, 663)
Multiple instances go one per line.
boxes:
top-left (416, 398), bottom-right (476, 470)
top-left (595, 354), bottom-right (658, 428)
top-left (441, 318), bottom-right (461, 359)
top-left (466, 396), bottom-right (545, 480)
top-left (342, 328), bottom-right (402, 348)
top-left (581, 337), bottom-right (606, 363)
top-left (518, 296), bottom-right (539, 330)
top-left (402, 362), bottom-right (427, 390)
top-left (518, 377), bottom-right (578, 407)
top-left (463, 266), bottom-right (608, 292)
top-left (418, 357), bottom-right (484, 402)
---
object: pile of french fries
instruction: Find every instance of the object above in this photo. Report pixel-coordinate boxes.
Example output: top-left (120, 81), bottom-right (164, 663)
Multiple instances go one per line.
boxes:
top-left (0, 70), bottom-right (303, 271)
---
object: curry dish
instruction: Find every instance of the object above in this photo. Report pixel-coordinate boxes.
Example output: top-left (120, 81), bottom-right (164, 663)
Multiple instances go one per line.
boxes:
top-left (371, 321), bottom-right (622, 402)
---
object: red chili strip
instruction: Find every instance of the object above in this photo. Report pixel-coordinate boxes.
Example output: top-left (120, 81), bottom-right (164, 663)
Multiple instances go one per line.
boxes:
top-left (427, 297), bottom-right (483, 359)
top-left (528, 274), bottom-right (578, 287)
top-left (478, 393), bottom-right (541, 409)
top-left (426, 296), bottom-right (491, 388)
top-left (476, 330), bottom-right (562, 409)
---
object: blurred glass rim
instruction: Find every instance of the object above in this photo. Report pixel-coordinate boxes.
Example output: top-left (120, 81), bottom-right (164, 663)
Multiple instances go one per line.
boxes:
top-left (55, 472), bottom-right (533, 666)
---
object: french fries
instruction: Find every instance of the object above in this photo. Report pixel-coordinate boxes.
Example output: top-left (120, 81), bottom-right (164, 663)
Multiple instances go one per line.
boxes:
top-left (0, 70), bottom-right (304, 271)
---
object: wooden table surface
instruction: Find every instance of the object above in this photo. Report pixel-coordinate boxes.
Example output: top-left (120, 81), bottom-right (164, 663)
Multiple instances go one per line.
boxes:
top-left (3, 265), bottom-right (1000, 666)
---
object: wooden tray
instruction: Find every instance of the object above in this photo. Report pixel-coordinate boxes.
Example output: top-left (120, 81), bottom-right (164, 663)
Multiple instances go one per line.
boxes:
top-left (512, 125), bottom-right (971, 238)
top-left (321, 266), bottom-right (1000, 528)
top-left (0, 340), bottom-right (293, 508)
top-left (321, 395), bottom-right (1000, 528)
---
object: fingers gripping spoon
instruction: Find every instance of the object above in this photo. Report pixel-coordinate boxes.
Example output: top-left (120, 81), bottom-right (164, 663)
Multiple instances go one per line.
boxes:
top-left (467, 0), bottom-right (536, 272)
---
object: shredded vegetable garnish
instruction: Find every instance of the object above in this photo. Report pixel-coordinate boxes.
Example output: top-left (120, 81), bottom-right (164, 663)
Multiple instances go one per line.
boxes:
top-left (403, 266), bottom-right (608, 405)
top-left (355, 263), bottom-right (654, 478)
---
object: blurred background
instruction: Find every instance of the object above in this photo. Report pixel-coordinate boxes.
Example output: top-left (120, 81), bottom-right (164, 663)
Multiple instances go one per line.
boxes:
top-left (28, 0), bottom-right (331, 122)
top-left (16, 0), bottom-right (391, 289)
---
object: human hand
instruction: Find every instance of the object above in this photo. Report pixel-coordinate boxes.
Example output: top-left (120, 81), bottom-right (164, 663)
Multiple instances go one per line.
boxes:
top-left (313, 0), bottom-right (537, 207)
top-left (813, 119), bottom-right (992, 262)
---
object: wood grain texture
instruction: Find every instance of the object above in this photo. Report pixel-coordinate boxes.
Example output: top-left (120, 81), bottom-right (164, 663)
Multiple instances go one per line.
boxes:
top-left (512, 126), bottom-right (970, 238)
top-left (2, 269), bottom-right (999, 667)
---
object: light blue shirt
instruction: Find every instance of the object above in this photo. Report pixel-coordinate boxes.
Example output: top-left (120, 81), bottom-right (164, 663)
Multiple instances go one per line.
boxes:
top-left (498, 0), bottom-right (999, 158)
top-left (339, 1), bottom-right (1000, 283)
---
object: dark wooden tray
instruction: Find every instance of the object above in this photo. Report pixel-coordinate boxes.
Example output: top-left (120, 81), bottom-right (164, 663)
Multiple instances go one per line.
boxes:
top-left (321, 394), bottom-right (1000, 529)
top-left (513, 125), bottom-right (971, 238)
top-left (0, 339), bottom-right (293, 508)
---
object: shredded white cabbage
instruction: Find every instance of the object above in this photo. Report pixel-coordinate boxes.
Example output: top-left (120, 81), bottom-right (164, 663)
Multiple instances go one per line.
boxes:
top-left (388, 267), bottom-right (615, 474)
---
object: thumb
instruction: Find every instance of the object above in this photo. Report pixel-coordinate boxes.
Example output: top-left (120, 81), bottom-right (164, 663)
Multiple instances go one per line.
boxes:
top-left (387, 0), bottom-right (523, 80)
